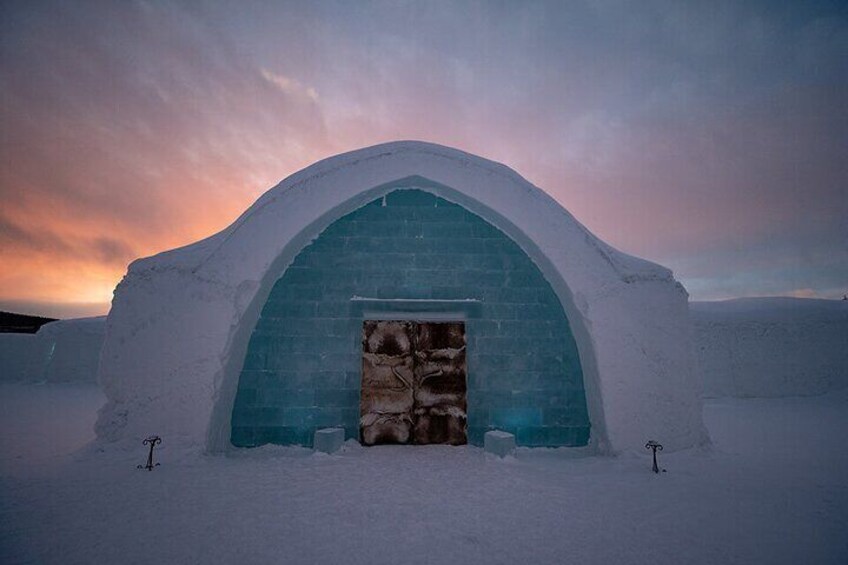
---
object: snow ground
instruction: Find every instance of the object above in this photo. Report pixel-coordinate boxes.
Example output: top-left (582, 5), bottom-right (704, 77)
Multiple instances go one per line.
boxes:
top-left (1, 384), bottom-right (846, 565)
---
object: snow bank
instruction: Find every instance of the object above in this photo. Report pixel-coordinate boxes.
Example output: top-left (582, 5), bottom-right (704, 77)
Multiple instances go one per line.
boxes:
top-left (97, 140), bottom-right (706, 453)
top-left (692, 298), bottom-right (848, 398)
top-left (0, 317), bottom-right (105, 383)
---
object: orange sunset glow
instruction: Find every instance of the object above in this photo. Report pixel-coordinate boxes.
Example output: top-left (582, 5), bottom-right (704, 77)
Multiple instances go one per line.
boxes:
top-left (2, 1), bottom-right (846, 318)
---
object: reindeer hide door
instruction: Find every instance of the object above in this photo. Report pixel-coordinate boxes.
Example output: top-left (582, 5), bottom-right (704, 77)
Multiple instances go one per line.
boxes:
top-left (360, 320), bottom-right (467, 445)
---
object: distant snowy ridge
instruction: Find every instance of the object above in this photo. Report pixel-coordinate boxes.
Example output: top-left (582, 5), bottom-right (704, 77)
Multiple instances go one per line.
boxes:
top-left (692, 298), bottom-right (848, 398)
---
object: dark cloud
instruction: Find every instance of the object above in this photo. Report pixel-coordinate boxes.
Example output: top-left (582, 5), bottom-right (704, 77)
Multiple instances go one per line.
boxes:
top-left (0, 214), bottom-right (136, 267)
top-left (0, 215), bottom-right (75, 257)
top-left (90, 237), bottom-right (137, 266)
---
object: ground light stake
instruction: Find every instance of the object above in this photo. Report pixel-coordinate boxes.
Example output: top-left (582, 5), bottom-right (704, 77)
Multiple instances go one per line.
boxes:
top-left (645, 440), bottom-right (663, 473)
top-left (137, 436), bottom-right (161, 471)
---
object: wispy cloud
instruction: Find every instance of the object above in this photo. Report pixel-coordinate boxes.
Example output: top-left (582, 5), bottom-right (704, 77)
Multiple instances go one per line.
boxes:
top-left (261, 69), bottom-right (319, 102)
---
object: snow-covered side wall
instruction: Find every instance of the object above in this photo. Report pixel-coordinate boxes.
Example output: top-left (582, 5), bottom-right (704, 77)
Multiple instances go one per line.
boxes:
top-left (38, 317), bottom-right (106, 383)
top-left (692, 298), bottom-right (848, 398)
top-left (0, 333), bottom-right (46, 382)
top-left (96, 141), bottom-right (707, 453)
top-left (0, 317), bottom-right (106, 383)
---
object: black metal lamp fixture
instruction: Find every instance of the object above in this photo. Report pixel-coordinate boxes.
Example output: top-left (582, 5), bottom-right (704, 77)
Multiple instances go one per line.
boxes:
top-left (645, 440), bottom-right (663, 473)
top-left (137, 435), bottom-right (162, 471)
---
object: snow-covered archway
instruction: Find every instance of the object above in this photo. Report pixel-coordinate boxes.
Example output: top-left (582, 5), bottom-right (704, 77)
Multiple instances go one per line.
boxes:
top-left (96, 141), bottom-right (706, 454)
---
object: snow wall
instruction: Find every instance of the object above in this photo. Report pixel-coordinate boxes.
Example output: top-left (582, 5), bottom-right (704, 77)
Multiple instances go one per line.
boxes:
top-left (0, 317), bottom-right (105, 383)
top-left (96, 141), bottom-right (706, 454)
top-left (0, 333), bottom-right (45, 382)
top-left (692, 298), bottom-right (848, 398)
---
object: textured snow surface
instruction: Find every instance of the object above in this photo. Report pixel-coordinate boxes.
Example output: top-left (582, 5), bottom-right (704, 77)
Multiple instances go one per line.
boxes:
top-left (2, 383), bottom-right (846, 565)
top-left (0, 383), bottom-right (105, 472)
top-left (692, 298), bottom-right (848, 397)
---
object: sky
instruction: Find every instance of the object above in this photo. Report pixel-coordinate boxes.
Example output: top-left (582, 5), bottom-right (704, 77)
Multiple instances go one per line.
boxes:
top-left (1, 0), bottom-right (846, 318)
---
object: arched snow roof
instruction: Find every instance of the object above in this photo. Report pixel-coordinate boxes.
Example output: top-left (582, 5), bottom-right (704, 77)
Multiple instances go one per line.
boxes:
top-left (96, 141), bottom-right (707, 454)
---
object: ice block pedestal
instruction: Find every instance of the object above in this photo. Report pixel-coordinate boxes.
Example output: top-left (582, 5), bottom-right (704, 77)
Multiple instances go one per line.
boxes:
top-left (313, 428), bottom-right (345, 454)
top-left (484, 430), bottom-right (516, 457)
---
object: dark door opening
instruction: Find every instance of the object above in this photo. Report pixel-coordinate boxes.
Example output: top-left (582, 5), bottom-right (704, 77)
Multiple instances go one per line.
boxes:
top-left (360, 320), bottom-right (467, 445)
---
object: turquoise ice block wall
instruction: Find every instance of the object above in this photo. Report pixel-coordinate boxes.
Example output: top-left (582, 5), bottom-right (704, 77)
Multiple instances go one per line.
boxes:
top-left (231, 189), bottom-right (590, 448)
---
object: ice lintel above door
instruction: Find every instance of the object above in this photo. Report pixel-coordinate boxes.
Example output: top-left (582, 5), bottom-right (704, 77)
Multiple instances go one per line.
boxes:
top-left (350, 297), bottom-right (483, 320)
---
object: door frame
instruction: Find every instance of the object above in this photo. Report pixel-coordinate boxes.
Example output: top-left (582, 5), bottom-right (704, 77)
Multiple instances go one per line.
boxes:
top-left (352, 297), bottom-right (478, 446)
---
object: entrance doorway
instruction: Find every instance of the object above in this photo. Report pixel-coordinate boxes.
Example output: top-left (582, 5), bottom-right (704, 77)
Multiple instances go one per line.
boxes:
top-left (360, 320), bottom-right (467, 445)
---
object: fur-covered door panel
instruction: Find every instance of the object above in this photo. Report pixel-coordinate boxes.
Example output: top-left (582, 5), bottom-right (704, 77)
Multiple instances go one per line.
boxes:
top-left (360, 320), bottom-right (467, 445)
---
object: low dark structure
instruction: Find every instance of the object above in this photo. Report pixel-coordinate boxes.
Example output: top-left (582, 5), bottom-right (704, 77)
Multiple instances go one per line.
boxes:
top-left (0, 311), bottom-right (57, 334)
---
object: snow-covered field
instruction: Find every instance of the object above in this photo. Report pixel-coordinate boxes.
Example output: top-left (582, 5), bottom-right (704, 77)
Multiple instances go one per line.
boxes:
top-left (1, 383), bottom-right (846, 564)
